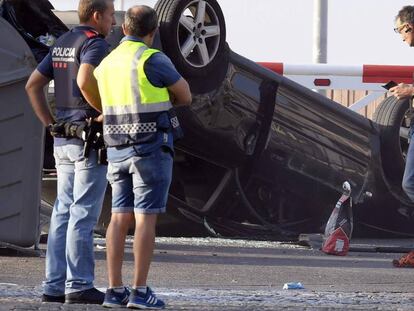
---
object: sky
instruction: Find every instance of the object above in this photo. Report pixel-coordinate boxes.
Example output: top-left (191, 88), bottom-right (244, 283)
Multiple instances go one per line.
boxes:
top-left (48, 0), bottom-right (414, 66)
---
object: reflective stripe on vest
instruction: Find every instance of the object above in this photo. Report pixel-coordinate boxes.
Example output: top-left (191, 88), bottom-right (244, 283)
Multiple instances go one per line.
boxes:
top-left (95, 41), bottom-right (173, 147)
top-left (104, 122), bottom-right (157, 135)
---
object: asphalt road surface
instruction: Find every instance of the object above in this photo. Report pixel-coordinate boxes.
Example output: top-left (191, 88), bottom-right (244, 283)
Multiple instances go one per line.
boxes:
top-left (0, 237), bottom-right (414, 310)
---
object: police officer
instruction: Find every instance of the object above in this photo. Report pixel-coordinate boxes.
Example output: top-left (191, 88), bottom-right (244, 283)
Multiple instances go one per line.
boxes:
top-left (25, 0), bottom-right (116, 304)
top-left (82, 5), bottom-right (191, 309)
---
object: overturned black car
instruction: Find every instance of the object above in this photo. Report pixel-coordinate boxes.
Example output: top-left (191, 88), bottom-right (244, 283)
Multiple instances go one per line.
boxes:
top-left (1, 0), bottom-right (414, 244)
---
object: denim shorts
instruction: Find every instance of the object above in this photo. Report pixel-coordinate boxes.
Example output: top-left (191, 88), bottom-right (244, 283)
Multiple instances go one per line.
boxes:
top-left (107, 147), bottom-right (173, 214)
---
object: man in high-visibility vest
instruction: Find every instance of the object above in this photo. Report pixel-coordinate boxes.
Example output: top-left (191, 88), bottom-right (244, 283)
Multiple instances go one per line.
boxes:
top-left (391, 5), bottom-right (414, 268)
top-left (82, 5), bottom-right (192, 309)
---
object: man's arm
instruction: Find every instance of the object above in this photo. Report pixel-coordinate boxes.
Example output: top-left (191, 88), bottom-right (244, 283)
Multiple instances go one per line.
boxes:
top-left (144, 52), bottom-right (192, 106)
top-left (25, 70), bottom-right (54, 126)
top-left (167, 78), bottom-right (192, 107)
top-left (77, 63), bottom-right (103, 112)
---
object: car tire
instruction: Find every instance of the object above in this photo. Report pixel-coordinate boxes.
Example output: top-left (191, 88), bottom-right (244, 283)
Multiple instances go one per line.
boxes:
top-left (372, 96), bottom-right (411, 185)
top-left (155, 0), bottom-right (229, 92)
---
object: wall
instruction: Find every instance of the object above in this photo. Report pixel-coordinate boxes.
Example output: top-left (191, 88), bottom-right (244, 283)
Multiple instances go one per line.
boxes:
top-left (328, 90), bottom-right (388, 120)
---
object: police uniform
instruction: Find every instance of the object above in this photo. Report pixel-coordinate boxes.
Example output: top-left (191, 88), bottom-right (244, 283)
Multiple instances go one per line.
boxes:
top-left (37, 26), bottom-right (108, 297)
top-left (94, 36), bottom-right (182, 214)
top-left (38, 26), bottom-right (107, 145)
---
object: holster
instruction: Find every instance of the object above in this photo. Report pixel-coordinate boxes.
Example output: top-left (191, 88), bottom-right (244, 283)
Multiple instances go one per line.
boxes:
top-left (83, 118), bottom-right (107, 165)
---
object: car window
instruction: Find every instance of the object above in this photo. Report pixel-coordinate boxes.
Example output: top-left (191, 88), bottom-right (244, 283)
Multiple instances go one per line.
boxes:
top-left (231, 72), bottom-right (260, 101)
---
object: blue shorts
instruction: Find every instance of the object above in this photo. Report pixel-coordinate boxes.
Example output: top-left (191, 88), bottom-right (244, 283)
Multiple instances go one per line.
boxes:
top-left (107, 147), bottom-right (173, 214)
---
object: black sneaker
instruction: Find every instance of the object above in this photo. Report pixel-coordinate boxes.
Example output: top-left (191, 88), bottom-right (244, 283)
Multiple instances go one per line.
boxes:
top-left (41, 294), bottom-right (65, 303)
top-left (65, 287), bottom-right (105, 304)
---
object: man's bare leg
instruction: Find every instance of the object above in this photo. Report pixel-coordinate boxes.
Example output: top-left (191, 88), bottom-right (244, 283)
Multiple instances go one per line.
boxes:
top-left (106, 213), bottom-right (134, 287)
top-left (132, 213), bottom-right (158, 287)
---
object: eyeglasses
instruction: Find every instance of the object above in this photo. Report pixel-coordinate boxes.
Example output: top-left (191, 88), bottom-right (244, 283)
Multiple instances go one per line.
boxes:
top-left (394, 23), bottom-right (409, 34)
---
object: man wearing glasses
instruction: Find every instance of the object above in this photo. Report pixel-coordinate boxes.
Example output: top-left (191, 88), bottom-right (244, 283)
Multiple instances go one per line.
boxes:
top-left (390, 5), bottom-right (414, 268)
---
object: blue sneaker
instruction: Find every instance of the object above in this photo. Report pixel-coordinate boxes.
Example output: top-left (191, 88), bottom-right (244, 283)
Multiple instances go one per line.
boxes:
top-left (127, 287), bottom-right (165, 309)
top-left (102, 287), bottom-right (130, 308)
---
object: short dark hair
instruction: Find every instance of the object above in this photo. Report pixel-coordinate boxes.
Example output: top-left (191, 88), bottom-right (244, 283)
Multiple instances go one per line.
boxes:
top-left (78, 0), bottom-right (113, 23)
top-left (124, 5), bottom-right (158, 37)
top-left (396, 6), bottom-right (414, 24)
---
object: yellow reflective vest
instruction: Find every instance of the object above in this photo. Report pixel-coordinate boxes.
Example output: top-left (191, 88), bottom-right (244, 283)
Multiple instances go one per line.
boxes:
top-left (94, 40), bottom-right (173, 147)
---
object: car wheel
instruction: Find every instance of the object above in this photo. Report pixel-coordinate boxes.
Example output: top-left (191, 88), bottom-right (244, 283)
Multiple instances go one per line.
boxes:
top-left (372, 96), bottom-right (411, 185)
top-left (155, 0), bottom-right (227, 81)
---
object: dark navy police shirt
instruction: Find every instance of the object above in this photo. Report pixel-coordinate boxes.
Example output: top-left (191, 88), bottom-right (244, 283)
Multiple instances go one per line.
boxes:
top-left (37, 26), bottom-right (109, 146)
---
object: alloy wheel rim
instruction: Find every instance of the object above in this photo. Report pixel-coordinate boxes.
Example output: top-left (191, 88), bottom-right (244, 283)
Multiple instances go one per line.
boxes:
top-left (177, 0), bottom-right (221, 68)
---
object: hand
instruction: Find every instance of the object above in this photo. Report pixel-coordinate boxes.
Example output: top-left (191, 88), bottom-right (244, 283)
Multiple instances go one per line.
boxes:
top-left (93, 114), bottom-right (103, 123)
top-left (390, 83), bottom-right (414, 99)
